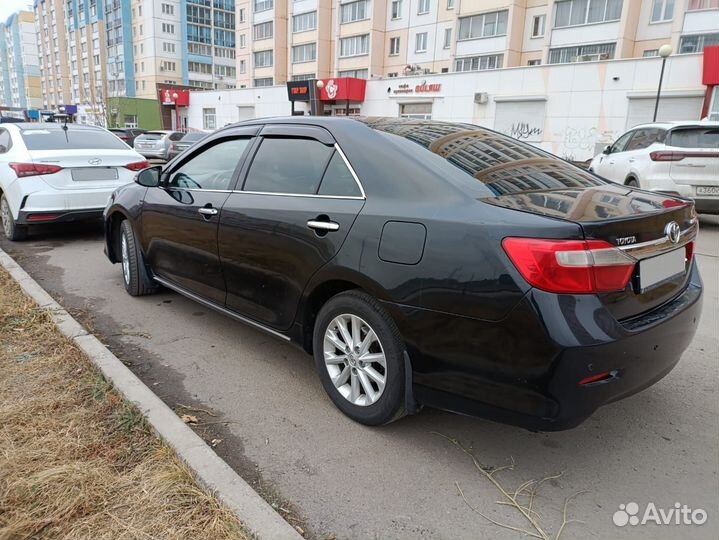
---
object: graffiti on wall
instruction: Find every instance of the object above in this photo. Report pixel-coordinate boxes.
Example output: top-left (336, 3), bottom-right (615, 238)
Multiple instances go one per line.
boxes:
top-left (506, 122), bottom-right (543, 141)
top-left (560, 126), bottom-right (619, 162)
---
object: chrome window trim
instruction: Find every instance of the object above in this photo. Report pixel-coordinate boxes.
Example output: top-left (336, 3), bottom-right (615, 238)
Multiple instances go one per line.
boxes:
top-left (333, 142), bottom-right (366, 199)
top-left (617, 221), bottom-right (698, 260)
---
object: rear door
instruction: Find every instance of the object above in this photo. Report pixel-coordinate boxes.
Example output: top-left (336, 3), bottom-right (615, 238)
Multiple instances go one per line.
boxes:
top-left (219, 125), bottom-right (365, 330)
top-left (595, 130), bottom-right (634, 182)
top-left (666, 126), bottom-right (719, 194)
top-left (141, 131), bottom-right (256, 304)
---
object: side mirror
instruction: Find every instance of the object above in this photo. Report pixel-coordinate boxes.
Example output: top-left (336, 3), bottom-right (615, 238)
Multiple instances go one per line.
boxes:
top-left (135, 165), bottom-right (162, 187)
top-left (602, 145), bottom-right (612, 155)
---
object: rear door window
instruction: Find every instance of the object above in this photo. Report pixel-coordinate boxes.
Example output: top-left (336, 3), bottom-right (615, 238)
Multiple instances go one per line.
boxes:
top-left (20, 128), bottom-right (128, 150)
top-left (668, 127), bottom-right (719, 149)
top-left (169, 132), bottom-right (185, 141)
top-left (243, 137), bottom-right (334, 195)
top-left (317, 152), bottom-right (362, 197)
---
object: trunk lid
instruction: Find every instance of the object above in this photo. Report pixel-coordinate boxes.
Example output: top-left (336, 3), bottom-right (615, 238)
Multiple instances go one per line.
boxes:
top-left (29, 149), bottom-right (142, 190)
top-left (666, 125), bottom-right (719, 188)
top-left (485, 184), bottom-right (698, 320)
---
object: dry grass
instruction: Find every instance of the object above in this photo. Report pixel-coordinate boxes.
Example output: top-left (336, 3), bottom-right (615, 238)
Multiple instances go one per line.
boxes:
top-left (0, 268), bottom-right (249, 540)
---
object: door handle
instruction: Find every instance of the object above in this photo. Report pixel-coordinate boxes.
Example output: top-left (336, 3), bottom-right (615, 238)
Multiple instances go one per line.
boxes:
top-left (198, 207), bottom-right (218, 216)
top-left (628, 158), bottom-right (635, 163)
top-left (609, 161), bottom-right (615, 165)
top-left (307, 219), bottom-right (340, 232)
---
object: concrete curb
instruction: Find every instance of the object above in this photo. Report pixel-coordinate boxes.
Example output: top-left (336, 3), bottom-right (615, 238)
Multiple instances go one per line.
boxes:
top-left (0, 248), bottom-right (304, 540)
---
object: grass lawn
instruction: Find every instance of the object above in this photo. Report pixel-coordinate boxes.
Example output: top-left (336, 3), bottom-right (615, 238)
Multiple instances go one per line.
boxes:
top-left (0, 267), bottom-right (249, 540)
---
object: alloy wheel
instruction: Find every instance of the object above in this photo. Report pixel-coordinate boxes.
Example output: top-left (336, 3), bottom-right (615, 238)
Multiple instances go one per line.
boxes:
top-left (121, 232), bottom-right (130, 285)
top-left (323, 314), bottom-right (387, 406)
top-left (1, 198), bottom-right (10, 236)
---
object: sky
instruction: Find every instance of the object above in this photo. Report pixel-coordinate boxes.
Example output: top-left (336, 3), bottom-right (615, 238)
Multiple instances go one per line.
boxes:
top-left (0, 0), bottom-right (34, 23)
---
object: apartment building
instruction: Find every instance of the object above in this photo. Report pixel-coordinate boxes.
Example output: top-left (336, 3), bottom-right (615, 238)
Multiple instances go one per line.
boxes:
top-left (237, 0), bottom-right (719, 86)
top-left (0, 11), bottom-right (42, 110)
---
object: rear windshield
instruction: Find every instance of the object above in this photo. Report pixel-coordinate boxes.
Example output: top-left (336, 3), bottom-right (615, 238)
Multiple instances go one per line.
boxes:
top-left (668, 127), bottom-right (719, 149)
top-left (365, 118), bottom-right (604, 197)
top-left (20, 128), bottom-right (128, 150)
top-left (181, 133), bottom-right (206, 142)
top-left (139, 132), bottom-right (166, 140)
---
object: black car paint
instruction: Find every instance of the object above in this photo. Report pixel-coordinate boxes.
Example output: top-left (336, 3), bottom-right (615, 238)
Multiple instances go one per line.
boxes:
top-left (104, 117), bottom-right (702, 430)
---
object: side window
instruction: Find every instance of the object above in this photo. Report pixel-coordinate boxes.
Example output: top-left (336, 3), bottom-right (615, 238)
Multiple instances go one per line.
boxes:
top-left (649, 128), bottom-right (666, 145)
top-left (318, 152), bottom-right (361, 197)
top-left (169, 137), bottom-right (250, 190)
top-left (243, 137), bottom-right (334, 194)
top-left (625, 129), bottom-right (652, 151)
top-left (0, 129), bottom-right (10, 153)
top-left (611, 131), bottom-right (634, 153)
top-left (169, 132), bottom-right (184, 141)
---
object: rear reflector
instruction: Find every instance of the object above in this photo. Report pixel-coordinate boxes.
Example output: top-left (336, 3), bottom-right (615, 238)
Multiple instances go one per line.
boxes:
top-left (125, 160), bottom-right (152, 171)
top-left (502, 238), bottom-right (636, 294)
top-left (10, 162), bottom-right (63, 178)
top-left (685, 241), bottom-right (695, 265)
top-left (579, 372), bottom-right (614, 386)
top-left (27, 214), bottom-right (62, 222)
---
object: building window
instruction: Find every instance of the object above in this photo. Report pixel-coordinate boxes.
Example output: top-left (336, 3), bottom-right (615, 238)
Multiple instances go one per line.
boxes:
top-left (338, 68), bottom-right (369, 79)
top-left (643, 49), bottom-right (659, 57)
top-left (214, 64), bottom-right (236, 77)
top-left (418, 0), bottom-right (430, 14)
top-left (415, 32), bottom-right (428, 52)
top-left (548, 42), bottom-right (616, 63)
top-left (254, 0), bottom-right (274, 13)
top-left (254, 77), bottom-right (273, 87)
top-left (293, 11), bottom-right (317, 33)
top-left (187, 5), bottom-right (211, 24)
top-left (554, 0), bottom-right (623, 28)
top-left (708, 86), bottom-right (719, 120)
top-left (391, 0), bottom-right (402, 19)
top-left (650, 0), bottom-right (674, 21)
top-left (124, 114), bottom-right (137, 128)
top-left (341, 0), bottom-right (368, 24)
top-left (687, 0), bottom-right (719, 9)
top-left (528, 59), bottom-right (541, 65)
top-left (254, 49), bottom-right (273, 68)
top-left (254, 21), bottom-right (273, 40)
top-left (292, 73), bottom-right (316, 81)
top-left (455, 54), bottom-right (503, 71)
top-left (239, 8), bottom-right (245, 22)
top-left (189, 61), bottom-right (212, 74)
top-left (532, 14), bottom-right (546, 37)
top-left (458, 10), bottom-right (509, 40)
top-left (400, 103), bottom-right (432, 119)
top-left (339, 34), bottom-right (369, 57)
top-left (389, 36), bottom-right (400, 55)
top-left (447, 0), bottom-right (455, 9)
top-left (162, 3), bottom-right (174, 15)
top-left (240, 59), bottom-right (246, 73)
top-left (678, 32), bottom-right (719, 53)
top-left (239, 34), bottom-right (246, 48)
top-left (443, 28), bottom-right (452, 48)
top-left (203, 108), bottom-right (216, 130)
top-left (162, 23), bottom-right (175, 34)
top-left (292, 42), bottom-right (317, 63)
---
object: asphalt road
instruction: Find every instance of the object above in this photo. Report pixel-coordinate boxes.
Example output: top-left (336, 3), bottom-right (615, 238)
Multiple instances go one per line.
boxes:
top-left (2, 216), bottom-right (718, 540)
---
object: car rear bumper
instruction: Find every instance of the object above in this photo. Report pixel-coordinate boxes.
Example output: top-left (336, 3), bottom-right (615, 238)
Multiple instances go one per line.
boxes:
top-left (136, 149), bottom-right (167, 159)
top-left (693, 198), bottom-right (719, 214)
top-left (16, 208), bottom-right (105, 224)
top-left (388, 262), bottom-right (703, 431)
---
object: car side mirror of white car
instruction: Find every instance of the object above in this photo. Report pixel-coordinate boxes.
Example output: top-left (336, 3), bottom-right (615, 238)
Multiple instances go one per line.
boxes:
top-left (135, 166), bottom-right (162, 188)
top-left (602, 145), bottom-right (612, 155)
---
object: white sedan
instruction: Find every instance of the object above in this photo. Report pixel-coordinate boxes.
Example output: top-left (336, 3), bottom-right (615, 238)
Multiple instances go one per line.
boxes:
top-left (589, 121), bottom-right (719, 214)
top-left (0, 122), bottom-right (149, 240)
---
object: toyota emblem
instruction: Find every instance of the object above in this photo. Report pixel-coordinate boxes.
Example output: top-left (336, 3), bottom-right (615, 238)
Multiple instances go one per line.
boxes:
top-left (665, 221), bottom-right (681, 244)
top-left (88, 158), bottom-right (102, 165)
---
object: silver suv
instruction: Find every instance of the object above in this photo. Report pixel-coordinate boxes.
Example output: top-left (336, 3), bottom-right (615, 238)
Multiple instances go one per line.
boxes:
top-left (133, 130), bottom-right (184, 160)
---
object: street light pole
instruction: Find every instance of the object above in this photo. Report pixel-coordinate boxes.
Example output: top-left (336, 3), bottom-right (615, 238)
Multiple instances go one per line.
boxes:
top-left (653, 44), bottom-right (673, 123)
top-left (172, 92), bottom-right (180, 131)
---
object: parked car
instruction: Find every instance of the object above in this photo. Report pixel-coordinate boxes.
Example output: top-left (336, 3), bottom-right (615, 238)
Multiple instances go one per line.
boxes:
top-left (133, 130), bottom-right (184, 160)
top-left (167, 131), bottom-right (209, 161)
top-left (589, 121), bottom-right (719, 214)
top-left (104, 117), bottom-right (702, 430)
top-left (109, 128), bottom-right (147, 148)
top-left (0, 123), bottom-right (150, 241)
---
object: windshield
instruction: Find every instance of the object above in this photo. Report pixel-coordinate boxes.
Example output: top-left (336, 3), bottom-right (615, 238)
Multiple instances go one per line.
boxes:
top-left (138, 132), bottom-right (167, 140)
top-left (20, 128), bottom-right (129, 150)
top-left (364, 118), bottom-right (604, 197)
top-left (668, 127), bottom-right (719, 149)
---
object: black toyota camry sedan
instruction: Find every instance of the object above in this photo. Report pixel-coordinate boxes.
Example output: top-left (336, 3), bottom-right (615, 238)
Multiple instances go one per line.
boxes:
top-left (103, 117), bottom-right (703, 430)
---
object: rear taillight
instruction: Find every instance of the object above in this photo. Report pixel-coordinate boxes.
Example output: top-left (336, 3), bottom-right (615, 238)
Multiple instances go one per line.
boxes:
top-left (125, 160), bottom-right (151, 171)
top-left (685, 241), bottom-right (695, 265)
top-left (10, 162), bottom-right (63, 177)
top-left (502, 238), bottom-right (636, 294)
top-left (170, 144), bottom-right (177, 151)
top-left (650, 151), bottom-right (685, 162)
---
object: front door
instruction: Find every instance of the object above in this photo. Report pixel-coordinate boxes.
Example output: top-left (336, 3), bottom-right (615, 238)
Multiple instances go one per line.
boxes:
top-left (219, 129), bottom-right (365, 330)
top-left (141, 136), bottom-right (254, 304)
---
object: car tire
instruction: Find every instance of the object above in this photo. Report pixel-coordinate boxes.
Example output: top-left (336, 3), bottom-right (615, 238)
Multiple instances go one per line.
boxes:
top-left (313, 290), bottom-right (407, 426)
top-left (625, 177), bottom-right (639, 188)
top-left (119, 220), bottom-right (159, 296)
top-left (0, 194), bottom-right (28, 241)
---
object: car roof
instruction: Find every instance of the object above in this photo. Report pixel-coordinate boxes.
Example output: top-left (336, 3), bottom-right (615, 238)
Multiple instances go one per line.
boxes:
top-left (628, 120), bottom-right (719, 130)
top-left (8, 122), bottom-right (110, 133)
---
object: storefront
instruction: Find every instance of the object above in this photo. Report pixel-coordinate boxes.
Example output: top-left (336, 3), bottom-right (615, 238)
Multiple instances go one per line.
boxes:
top-left (156, 85), bottom-right (192, 131)
top-left (285, 78), bottom-right (367, 116)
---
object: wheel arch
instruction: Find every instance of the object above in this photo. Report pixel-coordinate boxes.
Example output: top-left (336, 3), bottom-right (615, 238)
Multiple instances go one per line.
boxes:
top-left (106, 208), bottom-right (131, 263)
top-left (624, 174), bottom-right (639, 186)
